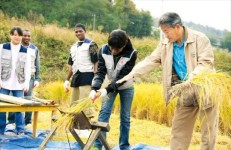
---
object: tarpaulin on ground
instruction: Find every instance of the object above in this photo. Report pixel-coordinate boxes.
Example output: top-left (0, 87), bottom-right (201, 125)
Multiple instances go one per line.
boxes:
top-left (0, 129), bottom-right (169, 150)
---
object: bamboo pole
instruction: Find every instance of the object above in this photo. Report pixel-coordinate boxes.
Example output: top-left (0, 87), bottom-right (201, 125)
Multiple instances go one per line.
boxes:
top-left (0, 94), bottom-right (41, 106)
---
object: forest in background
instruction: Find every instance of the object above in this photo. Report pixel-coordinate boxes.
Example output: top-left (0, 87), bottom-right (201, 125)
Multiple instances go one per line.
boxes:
top-left (0, 0), bottom-right (231, 51)
top-left (0, 11), bottom-right (231, 83)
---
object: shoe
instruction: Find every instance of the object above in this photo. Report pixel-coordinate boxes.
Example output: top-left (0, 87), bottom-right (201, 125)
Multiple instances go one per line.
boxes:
top-left (74, 129), bottom-right (91, 137)
top-left (6, 123), bottom-right (15, 130)
top-left (17, 132), bottom-right (24, 136)
top-left (5, 131), bottom-right (16, 136)
top-left (25, 124), bottom-right (32, 129)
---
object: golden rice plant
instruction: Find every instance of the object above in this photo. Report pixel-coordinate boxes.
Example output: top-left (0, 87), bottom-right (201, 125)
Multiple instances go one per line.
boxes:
top-left (113, 83), bottom-right (175, 126)
top-left (219, 104), bottom-right (231, 135)
top-left (35, 80), bottom-right (70, 105)
top-left (133, 83), bottom-right (176, 125)
top-left (170, 72), bottom-right (231, 107)
top-left (54, 97), bottom-right (93, 130)
top-left (169, 71), bottom-right (231, 134)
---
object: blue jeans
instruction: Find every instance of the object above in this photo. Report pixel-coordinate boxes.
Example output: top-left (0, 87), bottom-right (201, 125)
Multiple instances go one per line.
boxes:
top-left (0, 88), bottom-right (25, 134)
top-left (8, 77), bottom-right (34, 125)
top-left (94, 86), bottom-right (134, 150)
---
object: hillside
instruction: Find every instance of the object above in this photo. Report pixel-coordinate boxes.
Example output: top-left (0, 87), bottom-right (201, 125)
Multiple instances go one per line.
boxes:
top-left (0, 0), bottom-right (153, 37)
top-left (0, 12), bottom-right (231, 83)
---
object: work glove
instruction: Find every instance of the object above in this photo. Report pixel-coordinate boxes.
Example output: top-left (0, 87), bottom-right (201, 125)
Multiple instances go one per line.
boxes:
top-left (23, 83), bottom-right (29, 93)
top-left (34, 81), bottom-right (39, 88)
top-left (63, 80), bottom-right (70, 92)
top-left (97, 89), bottom-right (107, 97)
top-left (116, 73), bottom-right (134, 84)
top-left (168, 79), bottom-right (192, 103)
top-left (89, 89), bottom-right (107, 102)
top-left (89, 90), bottom-right (97, 102)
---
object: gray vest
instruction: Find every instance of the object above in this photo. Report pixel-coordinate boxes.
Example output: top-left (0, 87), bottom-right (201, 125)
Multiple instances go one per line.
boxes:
top-left (27, 43), bottom-right (38, 74)
top-left (101, 44), bottom-right (135, 90)
top-left (70, 39), bottom-right (93, 74)
top-left (1, 43), bottom-right (28, 83)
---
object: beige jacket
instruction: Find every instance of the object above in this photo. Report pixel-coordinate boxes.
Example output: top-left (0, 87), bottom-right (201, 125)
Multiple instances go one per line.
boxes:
top-left (130, 27), bottom-right (214, 103)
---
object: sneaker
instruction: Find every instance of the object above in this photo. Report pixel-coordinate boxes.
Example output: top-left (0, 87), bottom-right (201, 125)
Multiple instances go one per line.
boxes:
top-left (5, 131), bottom-right (16, 136)
top-left (25, 124), bottom-right (32, 129)
top-left (6, 123), bottom-right (15, 130)
top-left (74, 129), bottom-right (91, 138)
top-left (17, 132), bottom-right (24, 136)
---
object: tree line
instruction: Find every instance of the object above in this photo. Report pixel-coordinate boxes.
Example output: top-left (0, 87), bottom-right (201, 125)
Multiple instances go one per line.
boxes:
top-left (184, 22), bottom-right (231, 51)
top-left (0, 0), bottom-right (230, 51)
top-left (0, 0), bottom-right (153, 37)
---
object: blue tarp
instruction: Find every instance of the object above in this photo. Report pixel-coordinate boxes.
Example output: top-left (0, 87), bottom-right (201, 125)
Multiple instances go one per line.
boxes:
top-left (0, 129), bottom-right (82, 150)
top-left (0, 129), bottom-right (169, 150)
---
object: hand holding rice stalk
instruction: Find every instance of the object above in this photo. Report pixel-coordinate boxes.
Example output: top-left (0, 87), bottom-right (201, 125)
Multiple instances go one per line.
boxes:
top-left (54, 91), bottom-right (104, 130)
top-left (169, 72), bottom-right (231, 108)
top-left (90, 90), bottom-right (106, 102)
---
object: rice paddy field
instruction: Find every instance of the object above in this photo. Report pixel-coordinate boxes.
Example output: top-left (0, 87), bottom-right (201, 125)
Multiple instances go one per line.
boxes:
top-left (35, 76), bottom-right (231, 150)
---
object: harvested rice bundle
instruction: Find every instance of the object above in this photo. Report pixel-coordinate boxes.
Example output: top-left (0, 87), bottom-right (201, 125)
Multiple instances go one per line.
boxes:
top-left (169, 72), bottom-right (231, 108)
top-left (54, 97), bottom-right (93, 129)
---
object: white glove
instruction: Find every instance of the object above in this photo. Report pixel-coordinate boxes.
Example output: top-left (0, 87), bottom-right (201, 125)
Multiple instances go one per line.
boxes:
top-left (89, 90), bottom-right (96, 100)
top-left (63, 80), bottom-right (69, 90)
top-left (23, 83), bottom-right (29, 93)
top-left (34, 81), bottom-right (39, 88)
top-left (97, 89), bottom-right (107, 97)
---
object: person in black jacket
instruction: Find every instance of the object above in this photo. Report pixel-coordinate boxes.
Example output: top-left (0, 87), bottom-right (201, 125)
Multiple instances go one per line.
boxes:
top-left (89, 29), bottom-right (137, 150)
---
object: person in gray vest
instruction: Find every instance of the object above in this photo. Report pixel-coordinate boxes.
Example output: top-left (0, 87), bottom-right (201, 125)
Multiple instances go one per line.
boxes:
top-left (63, 23), bottom-right (98, 118)
top-left (7, 29), bottom-right (40, 128)
top-left (0, 26), bottom-right (31, 135)
top-left (89, 29), bottom-right (137, 150)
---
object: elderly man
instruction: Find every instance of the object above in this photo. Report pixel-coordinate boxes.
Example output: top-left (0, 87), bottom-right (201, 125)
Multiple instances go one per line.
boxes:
top-left (117, 12), bottom-right (218, 150)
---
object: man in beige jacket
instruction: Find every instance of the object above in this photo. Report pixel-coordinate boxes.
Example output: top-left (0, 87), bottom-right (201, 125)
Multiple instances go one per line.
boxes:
top-left (117, 12), bottom-right (218, 150)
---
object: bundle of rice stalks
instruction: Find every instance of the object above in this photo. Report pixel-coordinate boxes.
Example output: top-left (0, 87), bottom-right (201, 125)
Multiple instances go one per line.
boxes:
top-left (169, 72), bottom-right (231, 108)
top-left (54, 97), bottom-right (93, 130)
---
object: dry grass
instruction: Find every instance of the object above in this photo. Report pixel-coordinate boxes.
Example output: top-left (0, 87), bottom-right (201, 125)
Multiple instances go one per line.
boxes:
top-left (35, 80), bottom-right (70, 105)
top-left (37, 80), bottom-right (231, 135)
top-left (34, 78), bottom-right (231, 149)
top-left (113, 83), bottom-right (176, 126)
top-left (36, 110), bottom-right (231, 150)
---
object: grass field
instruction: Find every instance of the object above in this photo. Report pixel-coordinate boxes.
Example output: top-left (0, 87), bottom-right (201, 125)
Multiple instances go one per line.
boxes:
top-left (37, 110), bottom-right (231, 150)
top-left (34, 80), bottom-right (231, 149)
